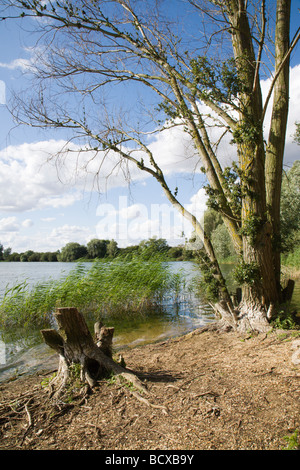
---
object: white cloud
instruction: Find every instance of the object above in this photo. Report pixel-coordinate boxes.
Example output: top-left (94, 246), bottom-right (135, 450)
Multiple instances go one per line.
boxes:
top-left (0, 58), bottom-right (33, 71)
top-left (0, 140), bottom-right (84, 212)
top-left (0, 80), bottom-right (5, 105)
top-left (186, 188), bottom-right (208, 222)
top-left (2, 223), bottom-right (96, 253)
top-left (0, 65), bottom-right (299, 223)
top-left (22, 219), bottom-right (34, 228)
top-left (95, 191), bottom-right (206, 247)
top-left (259, 64), bottom-right (300, 166)
top-left (148, 122), bottom-right (199, 175)
top-left (41, 217), bottom-right (56, 222)
top-left (0, 216), bottom-right (20, 232)
top-left (48, 224), bottom-right (95, 249)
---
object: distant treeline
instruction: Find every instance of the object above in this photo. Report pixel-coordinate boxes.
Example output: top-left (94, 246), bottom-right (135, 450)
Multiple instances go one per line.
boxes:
top-left (0, 237), bottom-right (197, 263)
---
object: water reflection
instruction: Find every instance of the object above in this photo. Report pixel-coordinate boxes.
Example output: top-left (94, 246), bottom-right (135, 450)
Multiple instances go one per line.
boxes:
top-left (0, 261), bottom-right (215, 381)
top-left (0, 261), bottom-right (299, 383)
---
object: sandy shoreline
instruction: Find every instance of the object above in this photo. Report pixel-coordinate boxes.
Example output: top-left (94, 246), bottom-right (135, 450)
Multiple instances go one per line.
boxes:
top-left (1, 326), bottom-right (300, 450)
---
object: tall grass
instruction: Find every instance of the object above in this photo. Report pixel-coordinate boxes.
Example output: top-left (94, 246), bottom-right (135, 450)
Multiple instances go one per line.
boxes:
top-left (0, 255), bottom-right (183, 330)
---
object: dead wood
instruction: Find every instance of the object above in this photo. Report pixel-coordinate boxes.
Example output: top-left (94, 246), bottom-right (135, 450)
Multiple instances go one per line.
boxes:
top-left (40, 307), bottom-right (148, 401)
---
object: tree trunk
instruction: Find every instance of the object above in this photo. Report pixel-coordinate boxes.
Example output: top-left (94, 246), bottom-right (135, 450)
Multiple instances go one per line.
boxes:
top-left (265, 0), bottom-right (291, 294)
top-left (41, 307), bottom-right (147, 399)
top-left (217, 0), bottom-right (283, 332)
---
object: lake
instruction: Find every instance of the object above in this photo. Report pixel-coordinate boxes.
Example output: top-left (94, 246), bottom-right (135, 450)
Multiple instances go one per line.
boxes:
top-left (0, 261), bottom-right (215, 382)
top-left (0, 261), bottom-right (299, 383)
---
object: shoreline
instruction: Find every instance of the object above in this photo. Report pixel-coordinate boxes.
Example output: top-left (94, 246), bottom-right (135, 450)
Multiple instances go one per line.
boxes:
top-left (1, 326), bottom-right (300, 450)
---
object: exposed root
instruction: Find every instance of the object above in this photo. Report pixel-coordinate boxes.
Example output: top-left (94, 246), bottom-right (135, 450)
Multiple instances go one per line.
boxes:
top-left (129, 390), bottom-right (169, 415)
top-left (211, 300), bottom-right (274, 334)
top-left (236, 302), bottom-right (272, 333)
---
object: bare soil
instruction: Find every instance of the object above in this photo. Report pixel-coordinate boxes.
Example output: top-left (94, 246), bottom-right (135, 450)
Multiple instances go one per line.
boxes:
top-left (0, 327), bottom-right (300, 451)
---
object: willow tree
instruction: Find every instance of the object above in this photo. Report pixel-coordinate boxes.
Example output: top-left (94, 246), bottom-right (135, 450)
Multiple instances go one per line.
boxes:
top-left (2, 0), bottom-right (299, 333)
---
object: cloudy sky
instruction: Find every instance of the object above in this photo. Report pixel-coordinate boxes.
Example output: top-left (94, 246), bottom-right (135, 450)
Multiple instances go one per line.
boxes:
top-left (0, 3), bottom-right (299, 253)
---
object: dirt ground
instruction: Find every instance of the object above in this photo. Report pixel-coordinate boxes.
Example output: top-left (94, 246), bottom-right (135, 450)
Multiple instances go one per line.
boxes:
top-left (0, 326), bottom-right (300, 451)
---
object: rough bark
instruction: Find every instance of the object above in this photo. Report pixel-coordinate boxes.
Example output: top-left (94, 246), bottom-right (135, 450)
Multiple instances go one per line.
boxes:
top-left (225, 0), bottom-right (282, 313)
top-left (40, 307), bottom-right (147, 400)
top-left (265, 0), bottom-right (291, 293)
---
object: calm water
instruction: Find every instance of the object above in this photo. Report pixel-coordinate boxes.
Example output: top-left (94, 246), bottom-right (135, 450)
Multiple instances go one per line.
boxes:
top-left (0, 261), bottom-right (299, 382)
top-left (0, 262), bottom-right (79, 298)
top-left (0, 261), bottom-right (214, 382)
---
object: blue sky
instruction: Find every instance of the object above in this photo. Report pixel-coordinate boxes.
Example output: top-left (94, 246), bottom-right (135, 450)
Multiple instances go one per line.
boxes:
top-left (0, 1), bottom-right (299, 253)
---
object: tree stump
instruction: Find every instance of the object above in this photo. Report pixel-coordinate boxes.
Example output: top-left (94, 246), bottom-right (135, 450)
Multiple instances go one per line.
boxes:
top-left (41, 307), bottom-right (147, 399)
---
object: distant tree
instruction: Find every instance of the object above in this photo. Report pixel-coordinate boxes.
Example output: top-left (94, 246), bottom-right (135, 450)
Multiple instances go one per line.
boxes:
top-left (281, 161), bottom-right (300, 252)
top-left (204, 209), bottom-right (223, 240)
top-left (39, 251), bottom-right (58, 262)
top-left (28, 252), bottom-right (41, 262)
top-left (0, 244), bottom-right (3, 261)
top-left (9, 252), bottom-right (20, 262)
top-left (120, 245), bottom-right (140, 258)
top-left (106, 239), bottom-right (119, 258)
top-left (139, 238), bottom-right (169, 259)
top-left (20, 250), bottom-right (35, 262)
top-left (48, 252), bottom-right (58, 262)
top-left (168, 246), bottom-right (184, 260)
top-left (59, 242), bottom-right (88, 262)
top-left (293, 122), bottom-right (300, 145)
top-left (3, 247), bottom-right (12, 260)
top-left (211, 224), bottom-right (236, 261)
top-left (87, 239), bottom-right (108, 259)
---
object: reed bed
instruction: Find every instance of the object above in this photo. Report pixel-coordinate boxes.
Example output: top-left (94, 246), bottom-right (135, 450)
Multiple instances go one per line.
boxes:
top-left (0, 255), bottom-right (183, 330)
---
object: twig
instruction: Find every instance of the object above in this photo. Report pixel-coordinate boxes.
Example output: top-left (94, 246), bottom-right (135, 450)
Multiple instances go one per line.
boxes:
top-left (166, 373), bottom-right (206, 397)
top-left (24, 403), bottom-right (32, 428)
top-left (129, 390), bottom-right (168, 415)
top-left (192, 391), bottom-right (219, 398)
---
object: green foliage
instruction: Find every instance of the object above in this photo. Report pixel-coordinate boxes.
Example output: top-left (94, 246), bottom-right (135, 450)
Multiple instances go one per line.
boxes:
top-left (239, 214), bottom-right (263, 246)
top-left (138, 237), bottom-right (169, 260)
top-left (189, 56), bottom-right (244, 104)
top-left (231, 120), bottom-right (260, 146)
top-left (204, 162), bottom-right (242, 219)
top-left (222, 163), bottom-right (243, 218)
top-left (293, 122), bottom-right (300, 145)
top-left (106, 239), bottom-right (119, 258)
top-left (281, 429), bottom-right (300, 450)
top-left (280, 161), bottom-right (300, 253)
top-left (211, 224), bottom-right (235, 261)
top-left (281, 246), bottom-right (300, 268)
top-left (271, 309), bottom-right (299, 330)
top-left (233, 260), bottom-right (261, 286)
top-left (58, 242), bottom-right (88, 262)
top-left (194, 253), bottom-right (222, 302)
top-left (156, 99), bottom-right (179, 120)
top-left (204, 208), bottom-right (223, 240)
top-left (0, 237), bottom-right (190, 263)
top-left (0, 255), bottom-right (182, 329)
top-left (86, 239), bottom-right (108, 259)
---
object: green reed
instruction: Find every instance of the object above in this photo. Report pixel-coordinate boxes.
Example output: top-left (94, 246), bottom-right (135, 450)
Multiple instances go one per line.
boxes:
top-left (0, 255), bottom-right (183, 330)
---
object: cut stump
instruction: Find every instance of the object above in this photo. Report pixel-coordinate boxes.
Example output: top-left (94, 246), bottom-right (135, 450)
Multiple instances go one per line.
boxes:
top-left (40, 307), bottom-right (148, 400)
